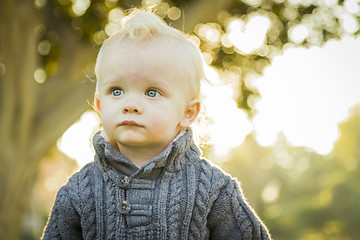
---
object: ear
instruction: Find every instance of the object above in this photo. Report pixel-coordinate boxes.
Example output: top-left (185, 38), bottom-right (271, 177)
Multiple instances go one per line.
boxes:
top-left (93, 97), bottom-right (101, 114)
top-left (179, 99), bottom-right (201, 129)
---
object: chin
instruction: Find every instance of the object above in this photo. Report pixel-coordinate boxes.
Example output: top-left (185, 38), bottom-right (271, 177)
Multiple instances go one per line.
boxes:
top-left (118, 137), bottom-right (148, 146)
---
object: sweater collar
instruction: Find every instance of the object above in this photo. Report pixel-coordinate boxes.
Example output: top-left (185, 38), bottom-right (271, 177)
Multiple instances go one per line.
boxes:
top-left (92, 129), bottom-right (201, 175)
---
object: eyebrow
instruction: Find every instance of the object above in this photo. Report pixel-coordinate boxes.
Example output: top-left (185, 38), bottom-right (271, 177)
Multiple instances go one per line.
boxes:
top-left (101, 77), bottom-right (172, 91)
top-left (101, 77), bottom-right (123, 89)
top-left (146, 78), bottom-right (171, 89)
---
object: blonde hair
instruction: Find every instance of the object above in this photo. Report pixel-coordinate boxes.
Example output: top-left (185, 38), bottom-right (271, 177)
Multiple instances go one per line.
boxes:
top-left (94, 9), bottom-right (205, 100)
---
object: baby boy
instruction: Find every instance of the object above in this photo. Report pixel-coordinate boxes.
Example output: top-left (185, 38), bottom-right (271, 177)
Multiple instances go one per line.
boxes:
top-left (43, 9), bottom-right (271, 240)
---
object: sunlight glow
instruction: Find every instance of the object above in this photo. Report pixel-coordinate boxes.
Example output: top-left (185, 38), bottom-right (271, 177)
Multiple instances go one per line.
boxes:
top-left (34, 68), bottom-right (47, 84)
top-left (344, 0), bottom-right (360, 14)
top-left (340, 14), bottom-right (359, 33)
top-left (167, 7), bottom-right (181, 21)
top-left (71, 0), bottom-right (90, 17)
top-left (142, 0), bottom-right (161, 7)
top-left (201, 66), bottom-right (253, 158)
top-left (289, 24), bottom-right (309, 43)
top-left (254, 36), bottom-right (360, 154)
top-left (108, 8), bottom-right (124, 23)
top-left (228, 15), bottom-right (271, 54)
top-left (242, 0), bottom-right (262, 8)
top-left (57, 111), bottom-right (100, 167)
top-left (262, 180), bottom-right (281, 203)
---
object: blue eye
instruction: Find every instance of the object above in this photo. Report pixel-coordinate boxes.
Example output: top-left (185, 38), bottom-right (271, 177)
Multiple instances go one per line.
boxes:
top-left (146, 89), bottom-right (160, 98)
top-left (112, 88), bottom-right (124, 96)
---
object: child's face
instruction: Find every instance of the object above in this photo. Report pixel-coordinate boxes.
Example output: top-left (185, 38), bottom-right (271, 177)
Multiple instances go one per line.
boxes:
top-left (96, 40), bottom-right (198, 152)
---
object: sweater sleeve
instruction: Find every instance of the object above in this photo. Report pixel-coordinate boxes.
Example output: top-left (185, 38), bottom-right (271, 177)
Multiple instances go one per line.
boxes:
top-left (42, 184), bottom-right (83, 240)
top-left (207, 178), bottom-right (271, 240)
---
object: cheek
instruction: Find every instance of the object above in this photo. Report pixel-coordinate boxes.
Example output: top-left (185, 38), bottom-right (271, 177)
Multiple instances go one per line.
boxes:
top-left (148, 108), bottom-right (183, 131)
top-left (100, 105), bottom-right (117, 128)
top-left (100, 116), bottom-right (112, 133)
top-left (147, 115), bottom-right (168, 129)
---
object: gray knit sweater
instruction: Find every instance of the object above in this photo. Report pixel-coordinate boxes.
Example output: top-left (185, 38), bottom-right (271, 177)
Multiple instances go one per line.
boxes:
top-left (43, 129), bottom-right (270, 239)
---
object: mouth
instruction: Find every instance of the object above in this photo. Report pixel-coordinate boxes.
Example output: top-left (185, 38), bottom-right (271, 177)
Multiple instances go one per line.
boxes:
top-left (120, 120), bottom-right (141, 127)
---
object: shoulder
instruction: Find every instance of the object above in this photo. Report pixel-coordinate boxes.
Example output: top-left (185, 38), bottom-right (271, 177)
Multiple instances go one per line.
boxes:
top-left (66, 162), bottom-right (97, 188)
top-left (61, 162), bottom-right (98, 203)
top-left (191, 158), bottom-right (257, 212)
top-left (43, 163), bottom-right (99, 239)
top-left (192, 158), bottom-right (233, 194)
top-left (196, 158), bottom-right (232, 180)
top-left (197, 160), bottom-right (271, 239)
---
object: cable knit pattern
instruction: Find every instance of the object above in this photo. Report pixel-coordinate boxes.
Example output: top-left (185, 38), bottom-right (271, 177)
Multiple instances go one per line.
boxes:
top-left (167, 171), bottom-right (183, 239)
top-left (189, 160), bottom-right (212, 239)
top-left (78, 166), bottom-right (96, 239)
top-left (105, 176), bottom-right (117, 239)
top-left (229, 180), bottom-right (253, 239)
top-left (42, 129), bottom-right (271, 240)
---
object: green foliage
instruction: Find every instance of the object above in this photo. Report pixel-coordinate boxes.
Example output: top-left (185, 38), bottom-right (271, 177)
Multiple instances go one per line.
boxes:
top-left (37, 0), bottom-right (360, 116)
top-left (220, 105), bottom-right (360, 240)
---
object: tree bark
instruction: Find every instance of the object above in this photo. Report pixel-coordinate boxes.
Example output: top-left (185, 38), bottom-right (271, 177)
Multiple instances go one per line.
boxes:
top-left (0, 1), bottom-right (96, 238)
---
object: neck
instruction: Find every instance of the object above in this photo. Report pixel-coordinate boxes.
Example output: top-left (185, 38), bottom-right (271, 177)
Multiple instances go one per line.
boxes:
top-left (116, 143), bottom-right (169, 168)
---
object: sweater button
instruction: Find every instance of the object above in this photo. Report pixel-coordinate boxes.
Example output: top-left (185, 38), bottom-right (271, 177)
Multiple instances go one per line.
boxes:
top-left (116, 176), bottom-right (130, 188)
top-left (118, 201), bottom-right (131, 214)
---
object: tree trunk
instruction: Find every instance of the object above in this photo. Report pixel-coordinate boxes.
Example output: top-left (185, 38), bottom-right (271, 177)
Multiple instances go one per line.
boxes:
top-left (0, 1), bottom-right (96, 238)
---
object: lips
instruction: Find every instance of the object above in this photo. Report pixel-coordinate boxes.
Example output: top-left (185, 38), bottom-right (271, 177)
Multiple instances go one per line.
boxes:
top-left (120, 120), bottom-right (141, 126)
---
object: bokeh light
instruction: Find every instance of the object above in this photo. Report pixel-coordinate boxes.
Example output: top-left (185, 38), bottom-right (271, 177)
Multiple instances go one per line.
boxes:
top-left (34, 68), bottom-right (47, 84)
top-left (57, 111), bottom-right (100, 167)
top-left (71, 0), bottom-right (90, 17)
top-left (228, 15), bottom-right (271, 54)
top-left (253, 36), bottom-right (360, 154)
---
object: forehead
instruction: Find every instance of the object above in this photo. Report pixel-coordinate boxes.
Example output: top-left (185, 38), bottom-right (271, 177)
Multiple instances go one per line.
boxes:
top-left (98, 38), bottom-right (194, 87)
top-left (101, 38), bottom-right (188, 69)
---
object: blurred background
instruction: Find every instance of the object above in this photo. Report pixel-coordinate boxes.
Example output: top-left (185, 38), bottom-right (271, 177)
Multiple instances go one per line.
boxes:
top-left (1, 0), bottom-right (360, 239)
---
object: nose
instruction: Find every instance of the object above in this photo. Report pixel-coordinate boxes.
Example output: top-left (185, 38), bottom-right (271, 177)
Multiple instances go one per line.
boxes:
top-left (122, 98), bottom-right (142, 114)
